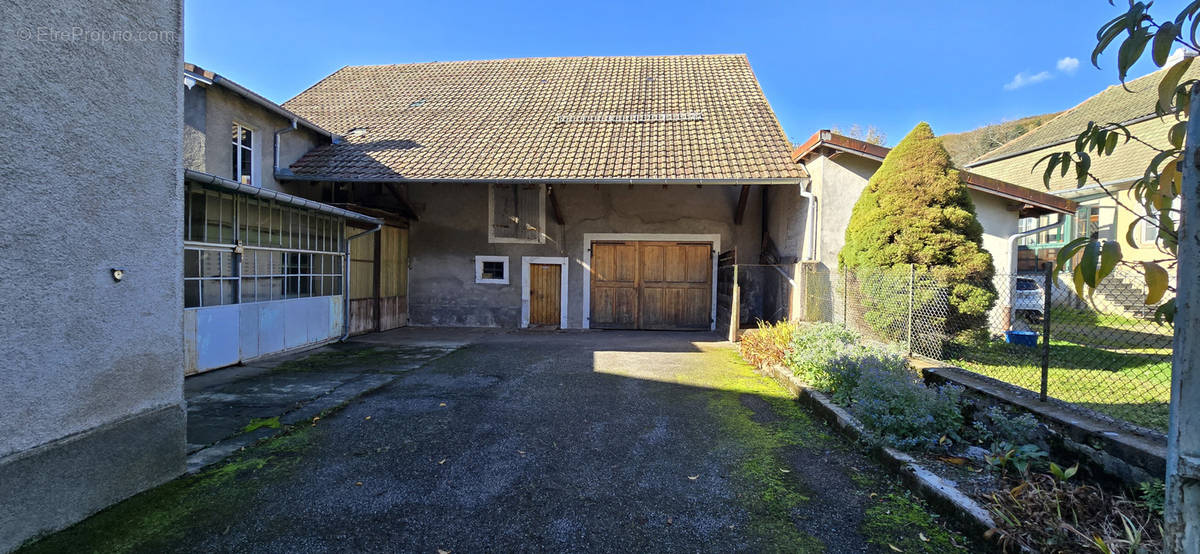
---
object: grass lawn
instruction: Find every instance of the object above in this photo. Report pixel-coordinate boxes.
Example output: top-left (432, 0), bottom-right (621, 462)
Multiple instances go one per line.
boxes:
top-left (948, 338), bottom-right (1171, 432)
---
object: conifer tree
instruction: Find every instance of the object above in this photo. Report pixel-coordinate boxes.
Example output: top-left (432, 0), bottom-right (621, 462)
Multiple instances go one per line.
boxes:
top-left (839, 122), bottom-right (996, 334)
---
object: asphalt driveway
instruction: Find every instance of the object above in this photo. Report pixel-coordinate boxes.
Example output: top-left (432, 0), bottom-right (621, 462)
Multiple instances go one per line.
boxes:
top-left (22, 330), bottom-right (967, 553)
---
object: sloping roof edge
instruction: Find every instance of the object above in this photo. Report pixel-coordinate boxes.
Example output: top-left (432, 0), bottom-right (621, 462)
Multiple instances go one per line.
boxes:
top-left (791, 130), bottom-right (1078, 215)
top-left (184, 63), bottom-right (337, 141)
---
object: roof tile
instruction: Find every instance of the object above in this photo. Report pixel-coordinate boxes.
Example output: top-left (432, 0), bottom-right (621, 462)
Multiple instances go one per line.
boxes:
top-left (283, 55), bottom-right (801, 181)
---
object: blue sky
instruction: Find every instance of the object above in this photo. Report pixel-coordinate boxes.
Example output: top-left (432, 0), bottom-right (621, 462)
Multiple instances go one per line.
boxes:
top-left (185, 0), bottom-right (1192, 145)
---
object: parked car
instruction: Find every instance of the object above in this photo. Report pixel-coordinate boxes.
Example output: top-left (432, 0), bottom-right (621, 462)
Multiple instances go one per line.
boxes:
top-left (1013, 277), bottom-right (1045, 323)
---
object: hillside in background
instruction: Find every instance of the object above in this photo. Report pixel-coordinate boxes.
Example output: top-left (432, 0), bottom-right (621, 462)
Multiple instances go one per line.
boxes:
top-left (940, 112), bottom-right (1060, 166)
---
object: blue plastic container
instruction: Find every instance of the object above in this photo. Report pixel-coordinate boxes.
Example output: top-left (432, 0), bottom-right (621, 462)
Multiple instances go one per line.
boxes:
top-left (1005, 330), bottom-right (1039, 347)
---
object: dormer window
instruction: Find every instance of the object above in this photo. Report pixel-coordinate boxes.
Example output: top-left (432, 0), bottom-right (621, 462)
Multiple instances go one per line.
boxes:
top-left (231, 122), bottom-right (255, 186)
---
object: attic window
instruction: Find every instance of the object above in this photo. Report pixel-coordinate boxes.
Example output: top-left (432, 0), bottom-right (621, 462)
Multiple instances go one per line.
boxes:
top-left (408, 99), bottom-right (426, 108)
top-left (488, 183), bottom-right (546, 244)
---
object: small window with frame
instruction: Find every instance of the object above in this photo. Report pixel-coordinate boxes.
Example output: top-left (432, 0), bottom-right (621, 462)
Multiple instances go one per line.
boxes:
top-left (475, 255), bottom-right (509, 284)
top-left (232, 122), bottom-right (256, 186)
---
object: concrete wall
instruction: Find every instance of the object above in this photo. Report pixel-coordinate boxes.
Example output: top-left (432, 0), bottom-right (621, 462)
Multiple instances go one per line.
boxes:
top-left (405, 183), bottom-right (762, 328)
top-left (183, 83), bottom-right (326, 193)
top-left (0, 1), bottom-right (185, 550)
top-left (971, 190), bottom-right (1019, 276)
top-left (806, 154), bottom-right (881, 270)
top-left (806, 153), bottom-right (1022, 275)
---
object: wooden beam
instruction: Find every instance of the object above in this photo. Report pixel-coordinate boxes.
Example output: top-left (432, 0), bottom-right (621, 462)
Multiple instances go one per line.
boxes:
top-left (384, 183), bottom-right (419, 221)
top-left (734, 185), bottom-right (751, 225)
top-left (548, 185), bottom-right (565, 225)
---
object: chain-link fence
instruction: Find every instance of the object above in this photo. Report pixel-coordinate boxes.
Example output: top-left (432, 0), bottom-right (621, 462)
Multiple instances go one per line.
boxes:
top-left (797, 263), bottom-right (1174, 433)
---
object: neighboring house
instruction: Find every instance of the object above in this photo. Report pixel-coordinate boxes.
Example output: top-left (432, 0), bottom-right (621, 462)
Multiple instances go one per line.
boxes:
top-left (181, 64), bottom-right (413, 374)
top-left (965, 63), bottom-right (1196, 314)
top-left (785, 130), bottom-right (1078, 328)
top-left (281, 55), bottom-right (804, 330)
top-left (1, 2), bottom-right (184, 550)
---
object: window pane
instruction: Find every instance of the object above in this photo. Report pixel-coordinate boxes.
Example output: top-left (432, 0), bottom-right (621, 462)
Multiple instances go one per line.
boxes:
top-left (241, 127), bottom-right (252, 146)
top-left (187, 190), bottom-right (205, 241)
top-left (220, 195), bottom-right (234, 243)
top-left (221, 280), bottom-right (237, 305)
top-left (240, 148), bottom-right (252, 185)
top-left (184, 250), bottom-right (200, 278)
top-left (241, 251), bottom-right (255, 277)
top-left (257, 278), bottom-right (272, 302)
top-left (300, 275), bottom-right (311, 297)
top-left (271, 207), bottom-right (282, 246)
top-left (205, 193), bottom-right (220, 242)
top-left (231, 143), bottom-right (239, 182)
top-left (220, 252), bottom-right (235, 277)
top-left (240, 277), bottom-right (256, 303)
top-left (184, 281), bottom-right (200, 308)
top-left (200, 250), bottom-right (221, 277)
top-left (482, 261), bottom-right (505, 280)
top-left (282, 210), bottom-right (292, 248)
top-left (201, 279), bottom-right (222, 306)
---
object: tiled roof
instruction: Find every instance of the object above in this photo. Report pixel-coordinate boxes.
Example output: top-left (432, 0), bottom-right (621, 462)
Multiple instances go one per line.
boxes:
top-left (967, 116), bottom-right (1174, 193)
top-left (970, 61), bottom-right (1200, 163)
top-left (282, 55), bottom-right (803, 182)
top-left (792, 130), bottom-right (1077, 215)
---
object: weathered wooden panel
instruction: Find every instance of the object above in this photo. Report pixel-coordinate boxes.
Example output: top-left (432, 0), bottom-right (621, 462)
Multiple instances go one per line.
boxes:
top-left (379, 226), bottom-right (406, 298)
top-left (590, 241), bottom-right (712, 330)
top-left (349, 298), bottom-right (376, 336)
top-left (379, 295), bottom-right (408, 331)
top-left (347, 228), bottom-right (376, 301)
top-left (530, 264), bottom-right (561, 327)
top-left (590, 242), bottom-right (639, 329)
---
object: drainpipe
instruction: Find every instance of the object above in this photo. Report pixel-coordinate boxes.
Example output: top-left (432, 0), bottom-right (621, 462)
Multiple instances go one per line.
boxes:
top-left (1006, 214), bottom-right (1064, 329)
top-left (799, 189), bottom-right (818, 261)
top-left (340, 223), bottom-right (383, 341)
top-left (274, 119), bottom-right (298, 177)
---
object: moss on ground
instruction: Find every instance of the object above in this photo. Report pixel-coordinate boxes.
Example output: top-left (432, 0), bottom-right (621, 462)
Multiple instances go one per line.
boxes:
top-left (676, 349), bottom-right (825, 552)
top-left (862, 492), bottom-right (965, 552)
top-left (19, 420), bottom-right (318, 553)
top-left (241, 416), bottom-right (281, 433)
top-left (270, 346), bottom-right (400, 373)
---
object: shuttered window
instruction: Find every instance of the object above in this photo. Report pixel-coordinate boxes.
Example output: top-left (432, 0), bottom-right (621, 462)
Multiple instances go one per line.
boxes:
top-left (488, 183), bottom-right (545, 243)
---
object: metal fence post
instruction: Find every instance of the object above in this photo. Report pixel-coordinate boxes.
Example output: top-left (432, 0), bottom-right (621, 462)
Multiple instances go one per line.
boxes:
top-left (842, 271), bottom-right (848, 326)
top-left (1040, 265), bottom-right (1052, 402)
top-left (907, 264), bottom-right (915, 356)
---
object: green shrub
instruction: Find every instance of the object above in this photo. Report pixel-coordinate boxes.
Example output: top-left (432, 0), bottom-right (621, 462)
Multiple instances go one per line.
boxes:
top-left (738, 320), bottom-right (797, 368)
top-left (838, 122), bottom-right (997, 337)
top-left (821, 343), bottom-right (910, 404)
top-left (784, 322), bottom-right (859, 384)
top-left (850, 367), bottom-right (964, 450)
top-left (968, 406), bottom-right (1042, 446)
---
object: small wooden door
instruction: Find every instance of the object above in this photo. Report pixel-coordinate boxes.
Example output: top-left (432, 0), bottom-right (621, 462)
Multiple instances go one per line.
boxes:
top-left (529, 263), bottom-right (562, 327)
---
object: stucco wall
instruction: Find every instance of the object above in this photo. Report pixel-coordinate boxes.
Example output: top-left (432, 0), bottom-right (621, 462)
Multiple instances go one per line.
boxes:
top-left (406, 183), bottom-right (762, 328)
top-left (971, 190), bottom-right (1019, 276)
top-left (809, 154), bottom-right (1021, 274)
top-left (186, 83), bottom-right (326, 193)
top-left (0, 1), bottom-right (185, 549)
top-left (807, 154), bottom-right (881, 270)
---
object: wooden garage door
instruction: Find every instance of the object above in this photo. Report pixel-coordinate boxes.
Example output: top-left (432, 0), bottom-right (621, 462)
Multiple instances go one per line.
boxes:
top-left (590, 241), bottom-right (712, 330)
